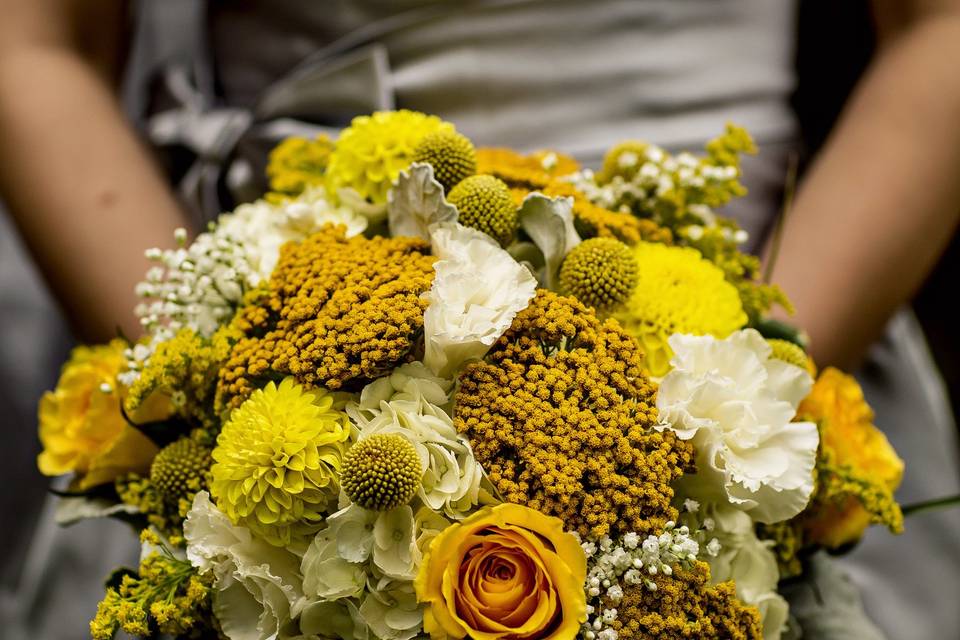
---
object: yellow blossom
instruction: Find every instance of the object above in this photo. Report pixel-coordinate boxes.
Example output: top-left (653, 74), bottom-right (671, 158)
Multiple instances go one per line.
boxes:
top-left (210, 377), bottom-right (351, 546)
top-left (611, 242), bottom-right (746, 376)
top-left (415, 503), bottom-right (587, 640)
top-left (266, 134), bottom-right (334, 198)
top-left (326, 110), bottom-right (454, 204)
top-left (455, 290), bottom-right (694, 539)
top-left (38, 340), bottom-right (159, 490)
top-left (797, 368), bottom-right (904, 549)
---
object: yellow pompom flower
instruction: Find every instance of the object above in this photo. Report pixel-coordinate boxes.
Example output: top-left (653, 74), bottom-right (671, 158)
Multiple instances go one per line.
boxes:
top-left (611, 242), bottom-right (746, 376)
top-left (558, 237), bottom-right (638, 312)
top-left (326, 110), bottom-right (454, 204)
top-left (341, 433), bottom-right (422, 511)
top-left (210, 377), bottom-right (350, 546)
top-left (38, 340), bottom-right (159, 490)
top-left (447, 174), bottom-right (517, 246)
top-left (415, 503), bottom-right (587, 640)
top-left (798, 367), bottom-right (904, 549)
top-left (412, 129), bottom-right (477, 192)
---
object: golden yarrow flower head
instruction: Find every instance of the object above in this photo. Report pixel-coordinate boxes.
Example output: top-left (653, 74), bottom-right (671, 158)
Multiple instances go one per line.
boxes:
top-left (266, 134), bottom-right (334, 198)
top-left (412, 129), bottom-right (477, 192)
top-left (341, 433), bottom-right (423, 511)
top-left (558, 237), bottom-right (638, 312)
top-left (611, 241), bottom-right (746, 376)
top-left (150, 435), bottom-right (213, 509)
top-left (210, 377), bottom-right (350, 546)
top-left (447, 174), bottom-right (517, 247)
top-left (326, 110), bottom-right (454, 204)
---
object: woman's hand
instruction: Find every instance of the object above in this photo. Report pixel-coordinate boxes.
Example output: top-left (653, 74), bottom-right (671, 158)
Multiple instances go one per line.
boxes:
top-left (0, 0), bottom-right (189, 342)
top-left (767, 0), bottom-right (960, 369)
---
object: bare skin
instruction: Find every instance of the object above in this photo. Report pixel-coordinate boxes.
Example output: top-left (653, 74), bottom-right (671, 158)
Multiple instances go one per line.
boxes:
top-left (0, 0), bottom-right (188, 342)
top-left (2, 1), bottom-right (959, 366)
top-left (767, 0), bottom-right (960, 368)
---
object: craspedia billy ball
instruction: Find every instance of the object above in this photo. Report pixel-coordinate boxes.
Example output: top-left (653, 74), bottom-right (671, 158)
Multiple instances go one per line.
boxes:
top-left (559, 237), bottom-right (638, 312)
top-left (150, 436), bottom-right (213, 508)
top-left (412, 129), bottom-right (477, 192)
top-left (341, 433), bottom-right (423, 511)
top-left (447, 174), bottom-right (517, 247)
top-left (768, 338), bottom-right (816, 375)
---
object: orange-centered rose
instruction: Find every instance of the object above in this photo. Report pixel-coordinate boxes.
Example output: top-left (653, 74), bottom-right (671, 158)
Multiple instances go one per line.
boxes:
top-left (414, 503), bottom-right (587, 640)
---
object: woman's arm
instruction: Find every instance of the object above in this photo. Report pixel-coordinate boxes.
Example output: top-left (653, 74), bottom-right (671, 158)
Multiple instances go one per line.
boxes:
top-left (0, 0), bottom-right (188, 343)
top-left (768, 0), bottom-right (960, 368)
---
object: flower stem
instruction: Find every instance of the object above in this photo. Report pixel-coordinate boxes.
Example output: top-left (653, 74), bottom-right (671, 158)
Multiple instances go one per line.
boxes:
top-left (902, 494), bottom-right (960, 517)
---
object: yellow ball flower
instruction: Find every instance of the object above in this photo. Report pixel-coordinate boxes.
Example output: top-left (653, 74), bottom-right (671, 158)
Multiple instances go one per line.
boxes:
top-left (150, 435), bottom-right (213, 509)
top-left (611, 242), bottom-right (746, 376)
top-left (767, 338), bottom-right (816, 377)
top-left (798, 367), bottom-right (904, 548)
top-left (341, 433), bottom-right (422, 511)
top-left (326, 110), bottom-right (454, 204)
top-left (415, 503), bottom-right (587, 640)
top-left (558, 237), bottom-right (638, 312)
top-left (38, 340), bottom-right (159, 490)
top-left (210, 377), bottom-right (350, 546)
top-left (412, 129), bottom-right (477, 192)
top-left (447, 174), bottom-right (517, 247)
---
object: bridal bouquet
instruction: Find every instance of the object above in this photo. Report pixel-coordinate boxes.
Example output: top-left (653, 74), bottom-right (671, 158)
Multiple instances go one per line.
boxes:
top-left (37, 111), bottom-right (905, 640)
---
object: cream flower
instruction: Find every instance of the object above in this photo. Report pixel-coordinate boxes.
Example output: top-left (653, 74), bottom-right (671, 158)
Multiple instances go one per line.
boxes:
top-left (658, 329), bottom-right (818, 523)
top-left (347, 363), bottom-right (488, 519)
top-left (183, 492), bottom-right (302, 640)
top-left (422, 223), bottom-right (537, 379)
top-left (358, 581), bottom-right (423, 640)
top-left (387, 162), bottom-right (458, 240)
top-left (689, 502), bottom-right (789, 640)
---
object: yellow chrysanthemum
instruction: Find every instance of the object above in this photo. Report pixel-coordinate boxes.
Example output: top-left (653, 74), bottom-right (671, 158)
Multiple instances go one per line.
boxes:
top-left (38, 340), bottom-right (160, 490)
top-left (326, 110), bottom-right (454, 204)
top-left (447, 174), bottom-right (517, 246)
top-left (558, 237), bottom-right (638, 312)
top-left (611, 242), bottom-right (746, 376)
top-left (266, 134), bottom-right (334, 198)
top-left (412, 129), bottom-right (476, 192)
top-left (798, 368), bottom-right (904, 549)
top-left (210, 377), bottom-right (350, 546)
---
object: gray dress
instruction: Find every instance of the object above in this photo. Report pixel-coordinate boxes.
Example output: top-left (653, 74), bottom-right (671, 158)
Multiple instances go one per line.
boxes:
top-left (3, 1), bottom-right (958, 638)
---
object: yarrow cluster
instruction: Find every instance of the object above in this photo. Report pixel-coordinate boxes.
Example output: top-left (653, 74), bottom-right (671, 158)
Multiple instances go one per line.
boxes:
top-left (36, 110), bottom-right (905, 640)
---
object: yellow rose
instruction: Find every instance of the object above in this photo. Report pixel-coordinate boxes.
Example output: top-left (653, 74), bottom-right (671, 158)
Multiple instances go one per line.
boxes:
top-left (798, 367), bottom-right (904, 548)
top-left (414, 503), bottom-right (587, 640)
top-left (38, 340), bottom-right (159, 490)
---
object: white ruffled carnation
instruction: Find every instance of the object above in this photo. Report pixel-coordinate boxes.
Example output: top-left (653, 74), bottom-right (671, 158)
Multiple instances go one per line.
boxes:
top-left (347, 363), bottom-right (486, 519)
top-left (422, 223), bottom-right (537, 379)
top-left (657, 329), bottom-right (818, 523)
top-left (183, 492), bottom-right (302, 640)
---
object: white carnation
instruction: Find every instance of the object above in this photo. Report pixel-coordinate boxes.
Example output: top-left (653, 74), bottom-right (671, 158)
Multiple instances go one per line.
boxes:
top-left (657, 329), bottom-right (818, 523)
top-left (422, 223), bottom-right (537, 379)
top-left (183, 492), bottom-right (302, 640)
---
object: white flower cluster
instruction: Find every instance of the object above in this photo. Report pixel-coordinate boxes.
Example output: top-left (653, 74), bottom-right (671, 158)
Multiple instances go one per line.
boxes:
top-left (579, 520), bottom-right (707, 640)
top-left (123, 186), bottom-right (366, 384)
top-left (566, 144), bottom-right (738, 229)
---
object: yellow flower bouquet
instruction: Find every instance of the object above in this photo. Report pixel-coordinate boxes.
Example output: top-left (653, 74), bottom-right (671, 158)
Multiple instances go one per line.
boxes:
top-left (39, 111), bottom-right (908, 640)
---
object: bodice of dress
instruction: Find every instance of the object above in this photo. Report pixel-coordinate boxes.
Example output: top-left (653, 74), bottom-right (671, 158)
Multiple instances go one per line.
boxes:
top-left (208, 0), bottom-right (798, 161)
